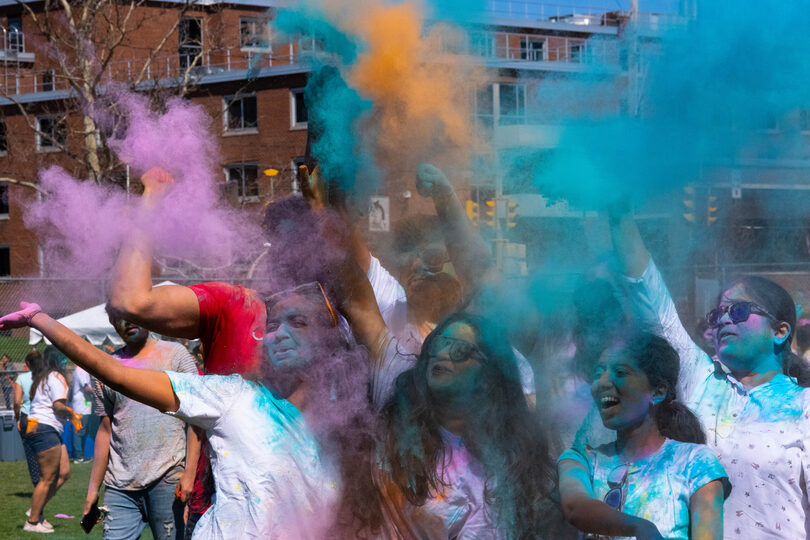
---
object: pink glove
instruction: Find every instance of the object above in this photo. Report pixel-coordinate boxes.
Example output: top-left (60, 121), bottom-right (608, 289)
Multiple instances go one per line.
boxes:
top-left (0, 302), bottom-right (43, 330)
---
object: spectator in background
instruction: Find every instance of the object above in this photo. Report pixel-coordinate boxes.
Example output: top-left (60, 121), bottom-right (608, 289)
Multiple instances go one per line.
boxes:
top-left (70, 365), bottom-right (94, 462)
top-left (1, 353), bottom-right (14, 409)
top-left (25, 346), bottom-right (75, 533)
top-left (14, 350), bottom-right (42, 487)
top-left (83, 308), bottom-right (197, 540)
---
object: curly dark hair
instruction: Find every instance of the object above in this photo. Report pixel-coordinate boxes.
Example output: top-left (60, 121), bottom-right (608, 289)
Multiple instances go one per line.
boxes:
top-left (380, 312), bottom-right (554, 538)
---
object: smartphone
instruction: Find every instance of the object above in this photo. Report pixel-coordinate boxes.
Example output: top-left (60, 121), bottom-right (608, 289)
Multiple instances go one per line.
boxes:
top-left (80, 503), bottom-right (101, 534)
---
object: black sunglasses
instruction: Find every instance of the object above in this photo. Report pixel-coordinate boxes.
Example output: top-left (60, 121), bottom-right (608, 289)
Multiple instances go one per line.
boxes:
top-left (428, 336), bottom-right (481, 363)
top-left (706, 301), bottom-right (775, 328)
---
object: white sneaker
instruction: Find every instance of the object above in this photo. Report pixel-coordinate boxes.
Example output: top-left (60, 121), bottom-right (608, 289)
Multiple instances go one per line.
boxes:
top-left (23, 521), bottom-right (53, 533)
top-left (40, 520), bottom-right (53, 531)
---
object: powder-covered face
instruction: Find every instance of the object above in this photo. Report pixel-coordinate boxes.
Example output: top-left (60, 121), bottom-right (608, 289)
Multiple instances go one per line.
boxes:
top-left (108, 315), bottom-right (149, 348)
top-left (264, 293), bottom-right (331, 371)
top-left (427, 322), bottom-right (483, 398)
top-left (591, 348), bottom-right (659, 432)
top-left (713, 283), bottom-right (779, 369)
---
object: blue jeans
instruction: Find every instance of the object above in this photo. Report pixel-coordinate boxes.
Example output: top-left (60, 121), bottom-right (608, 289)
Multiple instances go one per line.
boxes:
top-left (71, 418), bottom-right (90, 459)
top-left (102, 476), bottom-right (184, 540)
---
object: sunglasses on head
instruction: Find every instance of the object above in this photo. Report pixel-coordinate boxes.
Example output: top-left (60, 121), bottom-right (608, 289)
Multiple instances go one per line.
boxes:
top-left (428, 336), bottom-right (481, 363)
top-left (265, 281), bottom-right (338, 328)
top-left (706, 301), bottom-right (775, 328)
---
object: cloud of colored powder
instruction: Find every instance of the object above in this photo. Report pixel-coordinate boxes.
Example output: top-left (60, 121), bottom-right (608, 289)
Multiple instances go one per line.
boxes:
top-left (24, 91), bottom-right (262, 278)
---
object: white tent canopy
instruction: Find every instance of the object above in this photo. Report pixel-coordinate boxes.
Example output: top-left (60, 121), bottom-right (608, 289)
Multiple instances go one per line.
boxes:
top-left (29, 281), bottom-right (178, 346)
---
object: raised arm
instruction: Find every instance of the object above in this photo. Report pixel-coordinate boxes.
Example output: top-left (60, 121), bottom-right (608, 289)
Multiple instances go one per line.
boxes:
top-left (109, 167), bottom-right (200, 339)
top-left (417, 164), bottom-right (495, 293)
top-left (0, 303), bottom-right (179, 413)
top-left (338, 259), bottom-right (387, 352)
top-left (558, 459), bottom-right (664, 540)
top-left (689, 480), bottom-right (725, 540)
top-left (607, 206), bottom-right (651, 279)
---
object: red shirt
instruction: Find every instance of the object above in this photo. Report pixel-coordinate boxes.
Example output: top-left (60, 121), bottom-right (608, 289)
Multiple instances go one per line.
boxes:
top-left (186, 282), bottom-right (265, 514)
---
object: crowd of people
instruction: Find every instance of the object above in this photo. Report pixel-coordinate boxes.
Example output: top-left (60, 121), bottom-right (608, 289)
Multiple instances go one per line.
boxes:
top-left (1, 161), bottom-right (809, 540)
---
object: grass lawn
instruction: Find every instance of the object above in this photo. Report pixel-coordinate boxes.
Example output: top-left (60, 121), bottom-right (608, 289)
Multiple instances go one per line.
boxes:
top-left (0, 460), bottom-right (155, 539)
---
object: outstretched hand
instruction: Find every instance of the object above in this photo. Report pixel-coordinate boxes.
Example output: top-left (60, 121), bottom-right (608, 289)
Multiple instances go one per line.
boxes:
top-left (416, 163), bottom-right (452, 199)
top-left (0, 302), bottom-right (42, 330)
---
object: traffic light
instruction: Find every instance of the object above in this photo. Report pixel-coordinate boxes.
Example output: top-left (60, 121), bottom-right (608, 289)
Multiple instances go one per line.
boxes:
top-left (506, 201), bottom-right (518, 228)
top-left (682, 185), bottom-right (696, 224)
top-left (485, 200), bottom-right (496, 226)
top-left (707, 195), bottom-right (718, 225)
top-left (465, 200), bottom-right (479, 223)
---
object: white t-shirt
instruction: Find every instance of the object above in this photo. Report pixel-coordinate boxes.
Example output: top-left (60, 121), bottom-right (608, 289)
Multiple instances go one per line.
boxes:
top-left (70, 366), bottom-right (92, 414)
top-left (560, 439), bottom-right (729, 540)
top-left (29, 371), bottom-right (69, 434)
top-left (165, 372), bottom-right (340, 540)
top-left (620, 259), bottom-right (810, 538)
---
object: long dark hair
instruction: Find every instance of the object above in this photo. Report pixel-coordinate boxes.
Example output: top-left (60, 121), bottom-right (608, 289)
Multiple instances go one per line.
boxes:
top-left (29, 346), bottom-right (65, 402)
top-left (618, 332), bottom-right (705, 444)
top-left (381, 313), bottom-right (554, 538)
top-left (725, 276), bottom-right (810, 386)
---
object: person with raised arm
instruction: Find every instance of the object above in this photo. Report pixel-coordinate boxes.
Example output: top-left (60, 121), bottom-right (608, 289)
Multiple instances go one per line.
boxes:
top-left (1, 282), bottom-right (380, 538)
top-left (336, 249), bottom-right (554, 538)
top-left (608, 208), bottom-right (810, 538)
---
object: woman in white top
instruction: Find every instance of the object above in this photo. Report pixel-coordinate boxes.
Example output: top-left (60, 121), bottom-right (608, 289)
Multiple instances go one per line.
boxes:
top-left (13, 350), bottom-right (42, 488)
top-left (609, 211), bottom-right (810, 538)
top-left (1, 286), bottom-right (382, 539)
top-left (25, 346), bottom-right (73, 533)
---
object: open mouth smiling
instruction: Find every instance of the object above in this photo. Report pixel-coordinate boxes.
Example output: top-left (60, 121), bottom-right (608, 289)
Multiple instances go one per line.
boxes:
top-left (599, 395), bottom-right (621, 410)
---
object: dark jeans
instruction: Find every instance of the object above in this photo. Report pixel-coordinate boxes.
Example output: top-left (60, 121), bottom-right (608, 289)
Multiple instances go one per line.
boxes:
top-left (19, 414), bottom-right (41, 485)
top-left (102, 476), bottom-right (184, 540)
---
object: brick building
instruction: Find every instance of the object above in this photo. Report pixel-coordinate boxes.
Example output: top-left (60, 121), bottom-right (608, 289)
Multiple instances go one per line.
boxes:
top-left (0, 0), bottom-right (687, 281)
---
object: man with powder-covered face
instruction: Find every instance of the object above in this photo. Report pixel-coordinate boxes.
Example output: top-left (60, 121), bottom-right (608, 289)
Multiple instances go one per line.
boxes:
top-left (82, 307), bottom-right (197, 540)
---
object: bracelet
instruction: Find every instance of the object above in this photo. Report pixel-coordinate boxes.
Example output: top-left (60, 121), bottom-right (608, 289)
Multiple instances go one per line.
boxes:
top-left (24, 310), bottom-right (42, 324)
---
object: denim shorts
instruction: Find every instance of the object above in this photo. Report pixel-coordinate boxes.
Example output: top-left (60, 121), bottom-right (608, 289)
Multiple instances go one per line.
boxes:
top-left (27, 424), bottom-right (62, 454)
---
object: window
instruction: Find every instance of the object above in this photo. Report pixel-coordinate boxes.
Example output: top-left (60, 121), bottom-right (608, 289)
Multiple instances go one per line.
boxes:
top-left (290, 89), bottom-right (308, 128)
top-left (499, 84), bottom-right (525, 125)
top-left (0, 182), bottom-right (8, 217)
top-left (469, 32), bottom-right (494, 57)
top-left (0, 120), bottom-right (7, 154)
top-left (521, 37), bottom-right (545, 61)
top-left (240, 17), bottom-right (271, 50)
top-left (298, 36), bottom-right (325, 57)
top-left (226, 163), bottom-right (259, 201)
top-left (8, 16), bottom-right (23, 53)
top-left (179, 18), bottom-right (203, 71)
top-left (224, 94), bottom-right (257, 132)
top-left (475, 84), bottom-right (494, 132)
top-left (41, 70), bottom-right (54, 92)
top-left (36, 115), bottom-right (67, 151)
top-left (569, 42), bottom-right (583, 63)
top-left (801, 110), bottom-right (810, 132)
top-left (0, 246), bottom-right (9, 276)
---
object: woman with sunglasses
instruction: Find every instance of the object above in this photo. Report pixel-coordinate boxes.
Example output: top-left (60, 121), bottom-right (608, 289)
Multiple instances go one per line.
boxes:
top-left (559, 332), bottom-right (729, 540)
top-left (608, 211), bottom-right (810, 538)
top-left (0, 284), bottom-right (380, 539)
top-left (344, 286), bottom-right (554, 538)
